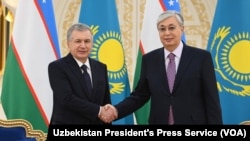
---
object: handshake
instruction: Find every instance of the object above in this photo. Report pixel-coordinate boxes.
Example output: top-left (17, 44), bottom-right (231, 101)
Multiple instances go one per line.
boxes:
top-left (98, 104), bottom-right (118, 123)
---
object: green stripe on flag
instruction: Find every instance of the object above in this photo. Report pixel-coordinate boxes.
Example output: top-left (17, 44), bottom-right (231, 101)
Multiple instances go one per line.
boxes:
top-left (133, 48), bottom-right (150, 124)
top-left (1, 45), bottom-right (47, 132)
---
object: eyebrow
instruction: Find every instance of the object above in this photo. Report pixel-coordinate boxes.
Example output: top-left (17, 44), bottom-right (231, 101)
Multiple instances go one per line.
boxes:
top-left (159, 23), bottom-right (175, 27)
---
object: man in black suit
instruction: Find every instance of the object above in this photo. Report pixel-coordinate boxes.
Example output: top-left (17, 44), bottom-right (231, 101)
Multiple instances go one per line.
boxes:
top-left (47, 23), bottom-right (113, 125)
top-left (100, 10), bottom-right (223, 124)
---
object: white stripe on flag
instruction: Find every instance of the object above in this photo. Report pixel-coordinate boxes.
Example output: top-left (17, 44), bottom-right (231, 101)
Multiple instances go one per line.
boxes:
top-left (13, 1), bottom-right (56, 121)
top-left (140, 1), bottom-right (163, 53)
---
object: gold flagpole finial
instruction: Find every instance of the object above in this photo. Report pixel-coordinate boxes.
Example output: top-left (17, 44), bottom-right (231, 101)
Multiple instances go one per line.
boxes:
top-left (5, 10), bottom-right (14, 22)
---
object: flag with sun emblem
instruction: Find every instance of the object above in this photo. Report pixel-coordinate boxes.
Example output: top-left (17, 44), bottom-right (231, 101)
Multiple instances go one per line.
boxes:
top-left (78, 0), bottom-right (134, 124)
top-left (207, 0), bottom-right (250, 124)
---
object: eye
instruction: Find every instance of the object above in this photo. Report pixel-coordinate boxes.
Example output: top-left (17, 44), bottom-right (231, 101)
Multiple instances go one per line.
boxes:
top-left (75, 39), bottom-right (81, 43)
top-left (84, 39), bottom-right (91, 43)
top-left (159, 27), bottom-right (167, 32)
top-left (168, 26), bottom-right (176, 31)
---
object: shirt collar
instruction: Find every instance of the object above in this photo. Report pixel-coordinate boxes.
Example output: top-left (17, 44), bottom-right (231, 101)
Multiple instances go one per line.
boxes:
top-left (164, 41), bottom-right (183, 60)
top-left (74, 57), bottom-right (91, 69)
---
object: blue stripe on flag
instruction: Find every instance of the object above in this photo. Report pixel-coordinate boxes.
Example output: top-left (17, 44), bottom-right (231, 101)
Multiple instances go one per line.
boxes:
top-left (37, 0), bottom-right (60, 58)
top-left (162, 0), bottom-right (181, 11)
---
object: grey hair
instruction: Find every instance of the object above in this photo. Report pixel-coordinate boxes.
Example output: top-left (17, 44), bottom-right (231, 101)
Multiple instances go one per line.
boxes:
top-left (67, 23), bottom-right (93, 41)
top-left (156, 10), bottom-right (184, 27)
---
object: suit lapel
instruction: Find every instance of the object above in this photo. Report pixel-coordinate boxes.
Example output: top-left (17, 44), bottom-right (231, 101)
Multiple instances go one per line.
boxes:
top-left (173, 46), bottom-right (193, 93)
top-left (154, 48), bottom-right (170, 94)
top-left (65, 54), bottom-right (92, 99)
top-left (88, 59), bottom-right (97, 99)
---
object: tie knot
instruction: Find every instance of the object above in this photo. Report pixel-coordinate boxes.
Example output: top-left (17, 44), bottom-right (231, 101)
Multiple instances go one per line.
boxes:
top-left (81, 64), bottom-right (88, 72)
top-left (168, 53), bottom-right (175, 60)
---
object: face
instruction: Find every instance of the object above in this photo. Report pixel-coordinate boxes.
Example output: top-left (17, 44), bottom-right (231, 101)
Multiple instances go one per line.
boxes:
top-left (157, 16), bottom-right (184, 51)
top-left (67, 30), bottom-right (93, 63)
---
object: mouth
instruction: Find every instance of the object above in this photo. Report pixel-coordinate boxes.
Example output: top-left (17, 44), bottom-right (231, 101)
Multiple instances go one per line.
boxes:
top-left (79, 50), bottom-right (88, 53)
top-left (164, 38), bottom-right (172, 42)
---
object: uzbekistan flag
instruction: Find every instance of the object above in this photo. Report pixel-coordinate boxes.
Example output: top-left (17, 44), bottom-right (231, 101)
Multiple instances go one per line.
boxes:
top-left (1, 0), bottom-right (60, 132)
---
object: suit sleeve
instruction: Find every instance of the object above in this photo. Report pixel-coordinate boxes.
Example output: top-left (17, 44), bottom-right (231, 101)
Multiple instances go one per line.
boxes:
top-left (202, 52), bottom-right (223, 124)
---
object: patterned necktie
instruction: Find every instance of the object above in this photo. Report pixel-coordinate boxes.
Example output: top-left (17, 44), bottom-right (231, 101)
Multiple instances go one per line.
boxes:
top-left (81, 64), bottom-right (92, 95)
top-left (167, 53), bottom-right (176, 93)
top-left (167, 53), bottom-right (176, 125)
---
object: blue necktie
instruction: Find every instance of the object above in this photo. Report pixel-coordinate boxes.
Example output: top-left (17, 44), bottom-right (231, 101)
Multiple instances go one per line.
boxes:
top-left (167, 53), bottom-right (176, 125)
top-left (81, 64), bottom-right (92, 95)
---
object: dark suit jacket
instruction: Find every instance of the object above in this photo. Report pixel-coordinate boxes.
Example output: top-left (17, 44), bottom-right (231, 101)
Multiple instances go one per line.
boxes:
top-left (48, 53), bottom-right (111, 124)
top-left (115, 44), bottom-right (223, 124)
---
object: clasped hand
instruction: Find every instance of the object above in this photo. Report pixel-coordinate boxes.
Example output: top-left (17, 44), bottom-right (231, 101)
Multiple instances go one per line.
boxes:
top-left (99, 104), bottom-right (118, 123)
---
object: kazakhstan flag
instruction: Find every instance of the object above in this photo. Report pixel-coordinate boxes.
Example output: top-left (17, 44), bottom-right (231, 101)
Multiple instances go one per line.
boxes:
top-left (79, 0), bottom-right (134, 124)
top-left (207, 0), bottom-right (250, 124)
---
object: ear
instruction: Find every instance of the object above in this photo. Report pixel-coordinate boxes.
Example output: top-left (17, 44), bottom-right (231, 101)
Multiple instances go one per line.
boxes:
top-left (67, 41), bottom-right (70, 47)
top-left (181, 26), bottom-right (184, 32)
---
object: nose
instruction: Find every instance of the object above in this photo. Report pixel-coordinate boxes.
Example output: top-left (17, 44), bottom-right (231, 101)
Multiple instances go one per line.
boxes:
top-left (79, 42), bottom-right (87, 48)
top-left (164, 30), bottom-right (171, 34)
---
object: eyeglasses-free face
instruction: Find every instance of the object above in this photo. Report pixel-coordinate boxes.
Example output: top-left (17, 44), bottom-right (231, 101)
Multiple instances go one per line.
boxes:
top-left (158, 25), bottom-right (177, 33)
top-left (157, 16), bottom-right (184, 51)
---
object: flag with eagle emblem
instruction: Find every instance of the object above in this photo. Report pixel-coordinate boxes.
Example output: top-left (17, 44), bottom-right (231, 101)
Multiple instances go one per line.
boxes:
top-left (207, 0), bottom-right (250, 124)
top-left (78, 0), bottom-right (134, 124)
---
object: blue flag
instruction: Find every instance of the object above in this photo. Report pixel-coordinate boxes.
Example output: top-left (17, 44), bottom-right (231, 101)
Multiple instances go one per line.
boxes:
top-left (79, 0), bottom-right (134, 124)
top-left (207, 0), bottom-right (250, 124)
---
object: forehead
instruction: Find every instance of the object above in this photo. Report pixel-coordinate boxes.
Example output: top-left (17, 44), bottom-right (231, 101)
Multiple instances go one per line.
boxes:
top-left (72, 30), bottom-right (91, 35)
top-left (71, 30), bottom-right (92, 39)
top-left (158, 16), bottom-right (179, 27)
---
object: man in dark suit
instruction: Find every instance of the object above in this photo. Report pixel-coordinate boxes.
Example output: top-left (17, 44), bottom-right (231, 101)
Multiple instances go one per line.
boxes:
top-left (47, 23), bottom-right (112, 125)
top-left (100, 10), bottom-right (223, 124)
